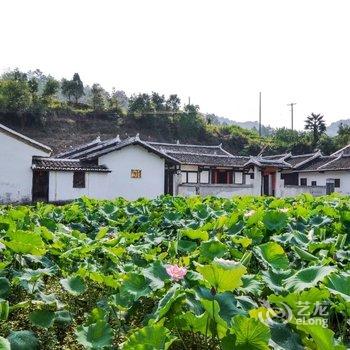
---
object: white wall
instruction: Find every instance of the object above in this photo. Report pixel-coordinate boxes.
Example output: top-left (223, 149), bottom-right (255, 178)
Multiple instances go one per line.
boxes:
top-left (99, 145), bottom-right (165, 200)
top-left (48, 171), bottom-right (108, 202)
top-left (296, 171), bottom-right (350, 194)
top-left (178, 184), bottom-right (255, 198)
top-left (277, 170), bottom-right (350, 197)
top-left (0, 131), bottom-right (49, 203)
top-left (279, 185), bottom-right (326, 197)
top-left (49, 145), bottom-right (165, 201)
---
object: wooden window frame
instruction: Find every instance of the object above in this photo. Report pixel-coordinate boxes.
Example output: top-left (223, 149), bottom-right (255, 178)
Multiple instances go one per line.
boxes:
top-left (234, 171), bottom-right (244, 185)
top-left (73, 171), bottom-right (86, 188)
top-left (300, 178), bottom-right (307, 186)
top-left (334, 179), bottom-right (340, 188)
top-left (311, 180), bottom-right (317, 187)
top-left (199, 169), bottom-right (210, 184)
top-left (181, 171), bottom-right (199, 184)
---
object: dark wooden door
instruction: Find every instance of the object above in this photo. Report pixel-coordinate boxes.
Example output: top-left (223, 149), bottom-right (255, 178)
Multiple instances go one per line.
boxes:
top-left (263, 175), bottom-right (269, 195)
top-left (32, 170), bottom-right (49, 202)
top-left (164, 169), bottom-right (174, 195)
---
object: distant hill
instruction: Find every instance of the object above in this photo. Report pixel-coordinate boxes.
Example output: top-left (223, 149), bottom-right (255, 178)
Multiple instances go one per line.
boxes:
top-left (327, 119), bottom-right (350, 137)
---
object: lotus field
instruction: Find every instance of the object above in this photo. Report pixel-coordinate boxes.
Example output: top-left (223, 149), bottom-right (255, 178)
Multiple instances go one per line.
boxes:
top-left (0, 194), bottom-right (350, 349)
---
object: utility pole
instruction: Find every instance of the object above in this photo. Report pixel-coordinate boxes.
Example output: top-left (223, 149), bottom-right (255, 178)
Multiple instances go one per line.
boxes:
top-left (287, 102), bottom-right (296, 130)
top-left (259, 92), bottom-right (262, 137)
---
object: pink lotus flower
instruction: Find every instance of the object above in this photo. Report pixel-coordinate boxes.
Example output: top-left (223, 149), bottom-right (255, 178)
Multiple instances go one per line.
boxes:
top-left (166, 264), bottom-right (187, 282)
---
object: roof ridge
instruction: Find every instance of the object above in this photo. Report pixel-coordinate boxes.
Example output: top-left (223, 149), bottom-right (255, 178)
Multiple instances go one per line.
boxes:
top-left (330, 143), bottom-right (350, 156)
top-left (318, 152), bottom-right (343, 170)
top-left (147, 141), bottom-right (222, 148)
top-left (292, 150), bottom-right (322, 169)
top-left (165, 151), bottom-right (240, 158)
top-left (289, 152), bottom-right (317, 158)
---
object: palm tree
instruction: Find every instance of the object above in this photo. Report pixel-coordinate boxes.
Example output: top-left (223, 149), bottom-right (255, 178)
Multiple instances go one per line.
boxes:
top-left (304, 113), bottom-right (326, 146)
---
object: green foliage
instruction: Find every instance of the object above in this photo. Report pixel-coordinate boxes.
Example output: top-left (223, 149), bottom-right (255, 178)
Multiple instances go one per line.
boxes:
top-left (0, 79), bottom-right (31, 113)
top-left (196, 258), bottom-right (247, 292)
top-left (29, 309), bottom-right (55, 328)
top-left (7, 331), bottom-right (39, 350)
top-left (0, 337), bottom-right (10, 350)
top-left (305, 113), bottom-right (327, 146)
top-left (0, 195), bottom-right (349, 348)
top-left (121, 324), bottom-right (176, 349)
top-left (90, 83), bottom-right (106, 112)
top-left (75, 320), bottom-right (113, 349)
top-left (254, 242), bottom-right (289, 270)
top-left (230, 315), bottom-right (271, 350)
top-left (3, 231), bottom-right (46, 255)
top-left (60, 275), bottom-right (86, 295)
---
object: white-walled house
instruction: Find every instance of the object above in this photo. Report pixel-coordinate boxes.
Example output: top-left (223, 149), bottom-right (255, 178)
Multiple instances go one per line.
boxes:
top-left (2, 121), bottom-right (350, 203)
top-left (32, 136), bottom-right (178, 202)
top-left (0, 124), bottom-right (51, 203)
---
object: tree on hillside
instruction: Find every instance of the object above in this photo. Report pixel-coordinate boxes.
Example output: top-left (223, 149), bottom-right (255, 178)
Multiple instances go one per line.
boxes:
top-left (71, 73), bottom-right (84, 103)
top-left (179, 104), bottom-right (205, 139)
top-left (184, 103), bottom-right (200, 116)
top-left (61, 78), bottom-right (74, 102)
top-left (336, 123), bottom-right (350, 148)
top-left (90, 83), bottom-right (105, 111)
top-left (128, 93), bottom-right (152, 115)
top-left (28, 77), bottom-right (39, 99)
top-left (107, 88), bottom-right (125, 115)
top-left (151, 92), bottom-right (166, 112)
top-left (166, 94), bottom-right (181, 112)
top-left (42, 77), bottom-right (60, 101)
top-left (0, 79), bottom-right (31, 113)
top-left (304, 113), bottom-right (326, 146)
top-left (61, 73), bottom-right (84, 104)
top-left (2, 68), bottom-right (27, 82)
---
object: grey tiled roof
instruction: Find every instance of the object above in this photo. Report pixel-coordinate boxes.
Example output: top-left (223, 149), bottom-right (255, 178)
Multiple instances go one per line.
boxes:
top-left (331, 144), bottom-right (350, 156)
top-left (296, 156), bottom-right (337, 171)
top-left (147, 142), bottom-right (230, 156)
top-left (32, 157), bottom-right (110, 172)
top-left (80, 137), bottom-right (180, 164)
top-left (56, 137), bottom-right (103, 159)
top-left (166, 152), bottom-right (249, 167)
top-left (318, 155), bottom-right (350, 171)
top-left (263, 154), bottom-right (289, 160)
top-left (246, 157), bottom-right (292, 168)
top-left (285, 153), bottom-right (318, 167)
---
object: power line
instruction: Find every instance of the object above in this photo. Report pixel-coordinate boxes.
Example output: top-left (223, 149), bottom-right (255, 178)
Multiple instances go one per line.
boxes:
top-left (259, 92), bottom-right (262, 137)
top-left (287, 102), bottom-right (296, 130)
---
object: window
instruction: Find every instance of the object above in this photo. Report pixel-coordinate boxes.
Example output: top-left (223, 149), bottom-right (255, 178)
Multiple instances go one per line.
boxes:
top-left (73, 171), bottom-right (85, 188)
top-left (300, 178), bottom-right (307, 186)
top-left (181, 171), bottom-right (199, 184)
top-left (212, 170), bottom-right (233, 184)
top-left (131, 169), bottom-right (142, 178)
top-left (187, 172), bottom-right (198, 183)
top-left (311, 181), bottom-right (317, 187)
top-left (200, 170), bottom-right (209, 183)
top-left (334, 179), bottom-right (340, 188)
top-left (250, 173), bottom-right (255, 180)
top-left (234, 172), bottom-right (243, 184)
top-left (281, 173), bottom-right (298, 186)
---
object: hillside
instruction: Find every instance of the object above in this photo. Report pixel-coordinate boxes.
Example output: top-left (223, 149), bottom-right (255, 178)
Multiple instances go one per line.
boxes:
top-left (0, 112), bottom-right (264, 156)
top-left (1, 68), bottom-right (349, 157)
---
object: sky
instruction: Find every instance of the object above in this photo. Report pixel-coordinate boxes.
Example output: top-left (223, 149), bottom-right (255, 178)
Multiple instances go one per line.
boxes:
top-left (1, 0), bottom-right (350, 129)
